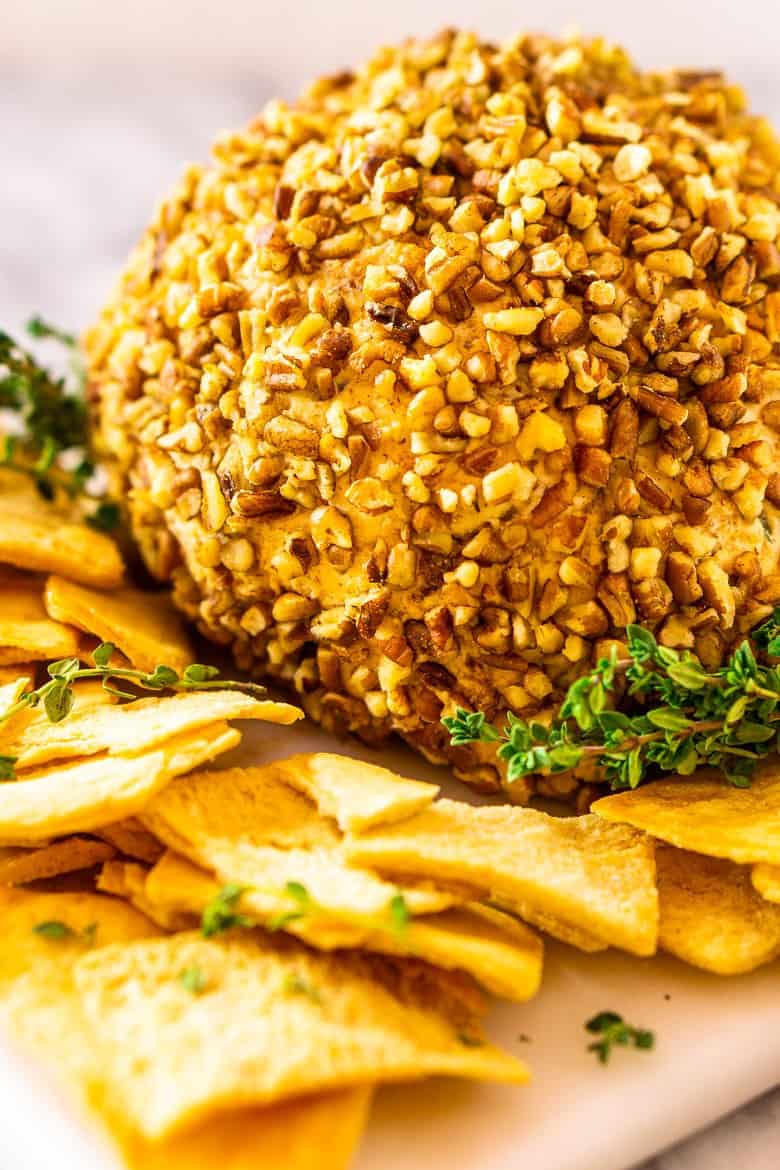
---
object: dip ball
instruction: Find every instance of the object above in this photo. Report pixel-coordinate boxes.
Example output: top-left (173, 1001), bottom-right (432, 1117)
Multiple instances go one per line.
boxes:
top-left (86, 30), bottom-right (780, 798)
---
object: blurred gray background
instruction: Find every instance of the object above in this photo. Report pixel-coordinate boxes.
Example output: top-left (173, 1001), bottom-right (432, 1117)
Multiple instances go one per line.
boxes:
top-left (1, 1), bottom-right (778, 1166)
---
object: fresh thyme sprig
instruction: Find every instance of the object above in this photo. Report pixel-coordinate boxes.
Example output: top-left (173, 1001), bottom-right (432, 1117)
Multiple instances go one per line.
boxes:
top-left (585, 1011), bottom-right (654, 1063)
top-left (443, 610), bottom-right (780, 791)
top-left (0, 641), bottom-right (268, 779)
top-left (0, 318), bottom-right (117, 527)
top-left (33, 920), bottom-right (98, 946)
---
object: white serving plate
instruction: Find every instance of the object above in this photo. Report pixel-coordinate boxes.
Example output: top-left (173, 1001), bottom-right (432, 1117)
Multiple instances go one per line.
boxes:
top-left (1, 714), bottom-right (779, 1170)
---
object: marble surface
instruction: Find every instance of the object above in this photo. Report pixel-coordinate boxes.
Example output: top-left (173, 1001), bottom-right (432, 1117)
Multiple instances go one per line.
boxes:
top-left (0, 69), bottom-right (778, 1170)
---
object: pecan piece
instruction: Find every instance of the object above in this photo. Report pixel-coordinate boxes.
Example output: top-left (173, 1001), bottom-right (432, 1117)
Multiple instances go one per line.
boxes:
top-left (610, 399), bottom-right (639, 458)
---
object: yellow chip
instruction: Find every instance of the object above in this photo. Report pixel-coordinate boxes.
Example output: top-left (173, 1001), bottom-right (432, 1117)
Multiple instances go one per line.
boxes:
top-left (120, 1090), bottom-right (373, 1170)
top-left (0, 722), bottom-right (240, 842)
top-left (0, 500), bottom-right (124, 589)
top-left (43, 576), bottom-right (195, 674)
top-left (144, 849), bottom-right (221, 916)
top-left (142, 851), bottom-right (543, 1002)
top-left (752, 863), bottom-right (780, 904)
top-left (593, 761), bottom-right (780, 865)
top-left (277, 753), bottom-right (439, 834)
top-left (0, 837), bottom-right (116, 885)
top-left (0, 894), bottom-right (369, 1170)
top-left (141, 765), bottom-right (457, 934)
top-left (0, 665), bottom-right (35, 687)
top-left (72, 931), bottom-right (527, 1139)
top-left (0, 886), bottom-right (159, 991)
top-left (344, 802), bottom-right (658, 956)
top-left (4, 689), bottom-right (301, 771)
top-left (98, 859), bottom-right (192, 931)
top-left (92, 817), bottom-right (164, 863)
top-left (0, 675), bottom-right (32, 712)
top-left (0, 571), bottom-right (81, 660)
top-left (656, 845), bottom-right (780, 974)
top-left (0, 648), bottom-right (41, 666)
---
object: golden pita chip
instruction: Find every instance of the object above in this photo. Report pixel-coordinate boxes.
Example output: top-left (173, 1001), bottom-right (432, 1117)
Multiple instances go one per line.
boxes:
top-left (43, 576), bottom-right (194, 674)
top-left (72, 931), bottom-right (527, 1139)
top-left (0, 665), bottom-right (35, 687)
top-left (142, 852), bottom-right (542, 1001)
top-left (120, 1090), bottom-right (373, 1170)
top-left (0, 886), bottom-right (159, 991)
top-left (5, 690), bottom-right (301, 771)
top-left (0, 837), bottom-right (116, 885)
top-left (67, 680), bottom-right (118, 709)
top-left (4, 944), bottom-right (371, 1170)
top-left (141, 766), bottom-right (457, 936)
top-left (0, 501), bottom-right (124, 589)
top-left (344, 802), bottom-right (658, 956)
top-left (277, 753), bottom-right (439, 834)
top-left (97, 859), bottom-right (192, 931)
top-left (92, 817), bottom-right (163, 863)
top-left (144, 849), bottom-right (221, 915)
top-left (0, 646), bottom-right (45, 666)
top-left (752, 863), bottom-right (780, 904)
top-left (0, 722), bottom-right (241, 842)
top-left (593, 760), bottom-right (780, 866)
top-left (656, 845), bottom-right (780, 974)
top-left (0, 572), bottom-right (81, 660)
top-left (0, 675), bottom-right (31, 711)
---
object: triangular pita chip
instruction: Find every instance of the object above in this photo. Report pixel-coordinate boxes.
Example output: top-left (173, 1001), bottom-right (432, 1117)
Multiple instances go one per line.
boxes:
top-left (0, 722), bottom-right (240, 841)
top-left (97, 859), bottom-right (192, 931)
top-left (72, 931), bottom-right (526, 1139)
top-left (4, 690), bottom-right (301, 771)
top-left (43, 576), bottom-right (194, 674)
top-left (656, 845), bottom-right (780, 974)
top-left (344, 802), bottom-right (658, 956)
top-left (0, 837), bottom-right (116, 885)
top-left (276, 753), bottom-right (439, 833)
top-left (91, 818), bottom-right (163, 863)
top-left (0, 500), bottom-right (124, 588)
top-left (0, 665), bottom-right (35, 688)
top-left (141, 766), bottom-right (456, 930)
top-left (119, 1090), bottom-right (373, 1170)
top-left (0, 571), bottom-right (80, 660)
top-left (6, 950), bottom-right (371, 1170)
top-left (0, 886), bottom-right (159, 991)
top-left (593, 761), bottom-right (780, 865)
top-left (752, 863), bottom-right (780, 904)
top-left (141, 851), bottom-right (543, 1001)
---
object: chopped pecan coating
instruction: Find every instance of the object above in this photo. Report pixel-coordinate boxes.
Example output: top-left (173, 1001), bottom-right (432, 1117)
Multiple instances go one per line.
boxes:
top-left (87, 29), bottom-right (780, 798)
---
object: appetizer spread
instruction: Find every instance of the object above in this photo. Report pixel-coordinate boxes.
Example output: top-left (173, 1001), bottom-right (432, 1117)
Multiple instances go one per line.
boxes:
top-left (0, 25), bottom-right (779, 1170)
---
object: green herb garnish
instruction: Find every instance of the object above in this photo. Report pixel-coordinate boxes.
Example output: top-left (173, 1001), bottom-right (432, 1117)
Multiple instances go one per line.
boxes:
top-left (586, 1011), bottom-right (654, 1063)
top-left (201, 884), bottom-right (254, 938)
top-left (283, 972), bottom-right (323, 1004)
top-left (0, 318), bottom-right (117, 529)
top-left (443, 611), bottom-right (780, 790)
top-left (456, 1032), bottom-right (485, 1048)
top-left (389, 892), bottom-right (410, 935)
top-left (266, 881), bottom-right (313, 931)
top-left (33, 920), bottom-right (97, 944)
top-left (0, 755), bottom-right (17, 781)
top-left (32, 920), bottom-right (75, 940)
top-left (179, 966), bottom-right (208, 994)
top-left (0, 642), bottom-right (267, 778)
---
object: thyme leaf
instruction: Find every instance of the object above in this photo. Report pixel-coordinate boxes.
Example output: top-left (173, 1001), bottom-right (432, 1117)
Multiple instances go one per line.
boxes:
top-left (585, 1011), bottom-right (655, 1063)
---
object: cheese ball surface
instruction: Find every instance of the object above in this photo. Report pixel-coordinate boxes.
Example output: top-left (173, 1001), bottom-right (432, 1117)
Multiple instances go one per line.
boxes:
top-left (86, 30), bottom-right (780, 798)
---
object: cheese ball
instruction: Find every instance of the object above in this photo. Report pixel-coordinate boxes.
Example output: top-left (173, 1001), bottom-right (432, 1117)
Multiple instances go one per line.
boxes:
top-left (86, 30), bottom-right (780, 799)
